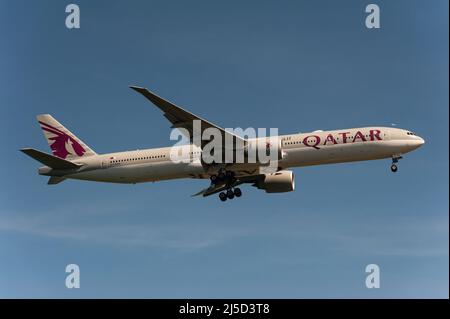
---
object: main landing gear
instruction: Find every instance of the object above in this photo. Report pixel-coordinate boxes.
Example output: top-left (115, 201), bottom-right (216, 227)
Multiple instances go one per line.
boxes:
top-left (390, 155), bottom-right (402, 173)
top-left (211, 168), bottom-right (242, 201)
top-left (219, 187), bottom-right (242, 202)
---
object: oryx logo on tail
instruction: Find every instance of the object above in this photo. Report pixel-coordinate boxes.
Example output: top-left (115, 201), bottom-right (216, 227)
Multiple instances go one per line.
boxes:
top-left (38, 121), bottom-right (86, 159)
top-left (36, 114), bottom-right (97, 159)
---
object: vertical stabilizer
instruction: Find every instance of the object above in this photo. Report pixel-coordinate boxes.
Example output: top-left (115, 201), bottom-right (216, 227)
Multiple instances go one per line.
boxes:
top-left (36, 114), bottom-right (97, 160)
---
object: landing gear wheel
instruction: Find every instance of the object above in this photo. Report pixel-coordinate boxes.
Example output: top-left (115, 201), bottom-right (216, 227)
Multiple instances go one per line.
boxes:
top-left (391, 164), bottom-right (398, 173)
top-left (234, 188), bottom-right (242, 197)
top-left (226, 189), bottom-right (235, 199)
top-left (219, 192), bottom-right (227, 201)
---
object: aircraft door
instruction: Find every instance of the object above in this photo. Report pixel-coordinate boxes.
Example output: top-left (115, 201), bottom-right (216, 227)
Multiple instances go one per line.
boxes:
top-left (102, 157), bottom-right (111, 169)
top-left (383, 128), bottom-right (391, 141)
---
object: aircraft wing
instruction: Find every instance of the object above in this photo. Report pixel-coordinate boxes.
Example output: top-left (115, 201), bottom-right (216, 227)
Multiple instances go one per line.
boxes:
top-left (130, 86), bottom-right (246, 149)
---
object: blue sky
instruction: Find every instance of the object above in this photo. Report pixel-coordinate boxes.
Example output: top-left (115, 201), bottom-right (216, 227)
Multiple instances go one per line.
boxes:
top-left (0, 0), bottom-right (448, 298)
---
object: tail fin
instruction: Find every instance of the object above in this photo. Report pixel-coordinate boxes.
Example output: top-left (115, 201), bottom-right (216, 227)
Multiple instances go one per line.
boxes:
top-left (20, 148), bottom-right (81, 169)
top-left (36, 114), bottom-right (97, 160)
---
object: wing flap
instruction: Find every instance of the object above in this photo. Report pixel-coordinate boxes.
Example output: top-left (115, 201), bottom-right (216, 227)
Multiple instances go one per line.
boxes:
top-left (192, 173), bottom-right (267, 197)
top-left (192, 183), bottom-right (229, 197)
top-left (47, 176), bottom-right (67, 185)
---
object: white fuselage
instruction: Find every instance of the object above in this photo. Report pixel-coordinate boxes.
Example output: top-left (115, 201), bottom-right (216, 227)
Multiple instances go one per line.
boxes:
top-left (54, 127), bottom-right (424, 184)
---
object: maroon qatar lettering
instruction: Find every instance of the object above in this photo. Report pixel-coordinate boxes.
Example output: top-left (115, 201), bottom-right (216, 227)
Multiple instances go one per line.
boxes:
top-left (338, 132), bottom-right (351, 143)
top-left (353, 131), bottom-right (367, 143)
top-left (369, 129), bottom-right (382, 141)
top-left (324, 134), bottom-right (338, 145)
top-left (303, 135), bottom-right (321, 149)
top-left (301, 129), bottom-right (383, 150)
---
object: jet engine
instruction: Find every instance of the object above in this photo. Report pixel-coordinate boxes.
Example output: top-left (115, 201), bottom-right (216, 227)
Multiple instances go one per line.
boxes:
top-left (256, 170), bottom-right (295, 193)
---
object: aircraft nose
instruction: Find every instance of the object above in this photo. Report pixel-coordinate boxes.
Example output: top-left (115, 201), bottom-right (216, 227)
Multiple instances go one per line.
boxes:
top-left (413, 136), bottom-right (425, 148)
top-left (418, 136), bottom-right (425, 145)
top-left (407, 136), bottom-right (425, 150)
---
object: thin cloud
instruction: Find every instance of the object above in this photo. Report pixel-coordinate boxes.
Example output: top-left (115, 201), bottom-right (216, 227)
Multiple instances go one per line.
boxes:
top-left (0, 206), bottom-right (447, 259)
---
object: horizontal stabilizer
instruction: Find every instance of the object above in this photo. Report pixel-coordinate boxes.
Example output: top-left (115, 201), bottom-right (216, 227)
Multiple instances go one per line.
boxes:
top-left (20, 148), bottom-right (81, 169)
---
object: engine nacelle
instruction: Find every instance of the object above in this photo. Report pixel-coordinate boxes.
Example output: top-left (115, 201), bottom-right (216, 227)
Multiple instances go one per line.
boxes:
top-left (256, 170), bottom-right (295, 193)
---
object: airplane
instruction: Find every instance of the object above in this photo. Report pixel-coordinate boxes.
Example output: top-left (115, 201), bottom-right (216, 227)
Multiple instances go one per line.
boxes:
top-left (21, 86), bottom-right (425, 201)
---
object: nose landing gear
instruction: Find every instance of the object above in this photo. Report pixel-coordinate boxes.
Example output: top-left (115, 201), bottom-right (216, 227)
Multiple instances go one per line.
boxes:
top-left (390, 155), bottom-right (402, 173)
